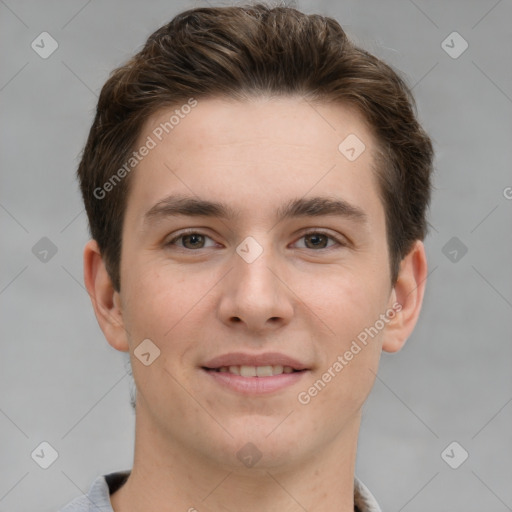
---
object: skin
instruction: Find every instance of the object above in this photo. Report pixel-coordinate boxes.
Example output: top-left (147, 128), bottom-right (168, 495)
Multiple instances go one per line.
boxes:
top-left (84, 96), bottom-right (427, 512)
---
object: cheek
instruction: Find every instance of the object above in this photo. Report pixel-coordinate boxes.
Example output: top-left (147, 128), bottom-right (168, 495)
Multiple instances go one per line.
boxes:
top-left (122, 267), bottom-right (201, 407)
top-left (307, 267), bottom-right (389, 343)
top-left (121, 260), bottom-right (216, 364)
top-left (298, 265), bottom-right (389, 402)
top-left (120, 261), bottom-right (178, 350)
top-left (296, 274), bottom-right (385, 418)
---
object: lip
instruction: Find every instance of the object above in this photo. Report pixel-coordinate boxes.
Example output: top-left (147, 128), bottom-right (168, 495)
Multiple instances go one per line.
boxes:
top-left (202, 368), bottom-right (309, 395)
top-left (202, 352), bottom-right (309, 370)
top-left (201, 352), bottom-right (310, 395)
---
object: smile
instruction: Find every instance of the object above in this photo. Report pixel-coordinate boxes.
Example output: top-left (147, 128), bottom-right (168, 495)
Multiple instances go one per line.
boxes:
top-left (211, 365), bottom-right (299, 376)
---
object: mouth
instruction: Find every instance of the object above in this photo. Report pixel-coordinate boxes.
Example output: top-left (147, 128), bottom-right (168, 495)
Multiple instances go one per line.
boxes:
top-left (203, 365), bottom-right (304, 377)
top-left (200, 353), bottom-right (310, 394)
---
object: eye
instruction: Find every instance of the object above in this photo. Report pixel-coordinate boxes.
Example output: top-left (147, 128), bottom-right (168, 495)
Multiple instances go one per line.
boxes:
top-left (166, 231), bottom-right (217, 250)
top-left (165, 229), bottom-right (346, 251)
top-left (293, 230), bottom-right (345, 250)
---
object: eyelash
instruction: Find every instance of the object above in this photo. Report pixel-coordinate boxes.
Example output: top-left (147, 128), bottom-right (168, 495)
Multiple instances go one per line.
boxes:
top-left (165, 229), bottom-right (347, 251)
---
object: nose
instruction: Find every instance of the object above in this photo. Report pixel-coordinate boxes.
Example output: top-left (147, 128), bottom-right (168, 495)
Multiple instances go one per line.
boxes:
top-left (217, 239), bottom-right (294, 334)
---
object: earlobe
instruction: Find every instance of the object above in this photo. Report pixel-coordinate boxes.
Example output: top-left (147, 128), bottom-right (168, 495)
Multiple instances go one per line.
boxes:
top-left (382, 240), bottom-right (428, 353)
top-left (83, 239), bottom-right (130, 352)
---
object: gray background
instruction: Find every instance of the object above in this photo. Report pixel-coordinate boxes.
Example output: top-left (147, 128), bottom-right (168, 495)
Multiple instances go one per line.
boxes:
top-left (1, 0), bottom-right (511, 510)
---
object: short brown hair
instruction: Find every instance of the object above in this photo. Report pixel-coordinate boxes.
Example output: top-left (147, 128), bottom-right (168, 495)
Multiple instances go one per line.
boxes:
top-left (77, 3), bottom-right (434, 291)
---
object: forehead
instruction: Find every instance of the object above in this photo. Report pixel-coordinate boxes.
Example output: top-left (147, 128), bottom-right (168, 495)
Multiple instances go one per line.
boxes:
top-left (142, 96), bottom-right (373, 152)
top-left (125, 96), bottom-right (383, 227)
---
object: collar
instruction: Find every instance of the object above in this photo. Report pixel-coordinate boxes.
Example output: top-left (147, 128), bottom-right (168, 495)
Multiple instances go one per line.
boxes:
top-left (60, 470), bottom-right (382, 512)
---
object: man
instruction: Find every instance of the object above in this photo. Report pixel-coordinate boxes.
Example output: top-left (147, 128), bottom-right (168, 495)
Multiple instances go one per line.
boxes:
top-left (60, 3), bottom-right (433, 511)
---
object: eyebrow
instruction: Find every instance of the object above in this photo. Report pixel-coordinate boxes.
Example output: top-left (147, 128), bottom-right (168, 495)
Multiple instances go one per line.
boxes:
top-left (143, 194), bottom-right (368, 226)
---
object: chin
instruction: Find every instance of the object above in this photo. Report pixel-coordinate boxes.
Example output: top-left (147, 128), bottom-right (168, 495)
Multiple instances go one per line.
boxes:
top-left (208, 420), bottom-right (310, 468)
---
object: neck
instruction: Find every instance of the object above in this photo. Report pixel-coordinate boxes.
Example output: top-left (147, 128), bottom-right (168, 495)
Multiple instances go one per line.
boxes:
top-left (111, 407), bottom-right (361, 512)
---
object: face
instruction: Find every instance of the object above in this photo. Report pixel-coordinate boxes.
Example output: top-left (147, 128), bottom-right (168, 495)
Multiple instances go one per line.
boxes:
top-left (112, 97), bottom-right (400, 469)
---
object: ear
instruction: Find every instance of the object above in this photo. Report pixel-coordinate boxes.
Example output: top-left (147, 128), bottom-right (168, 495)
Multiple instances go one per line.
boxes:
top-left (83, 239), bottom-right (129, 352)
top-left (382, 240), bottom-right (428, 353)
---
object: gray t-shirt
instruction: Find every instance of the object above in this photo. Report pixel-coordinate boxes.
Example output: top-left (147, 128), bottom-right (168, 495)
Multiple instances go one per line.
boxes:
top-left (59, 470), bottom-right (382, 512)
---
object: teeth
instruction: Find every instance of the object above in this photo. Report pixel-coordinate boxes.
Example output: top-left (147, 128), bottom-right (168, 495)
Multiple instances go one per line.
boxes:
top-left (240, 365), bottom-right (256, 377)
top-left (256, 365), bottom-right (273, 377)
top-left (272, 365), bottom-right (283, 375)
top-left (229, 365), bottom-right (240, 375)
top-left (216, 365), bottom-right (296, 376)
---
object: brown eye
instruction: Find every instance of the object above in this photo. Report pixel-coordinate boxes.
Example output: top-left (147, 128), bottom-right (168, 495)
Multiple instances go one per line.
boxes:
top-left (294, 231), bottom-right (343, 250)
top-left (303, 233), bottom-right (329, 249)
top-left (180, 234), bottom-right (206, 249)
top-left (166, 232), bottom-right (216, 250)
